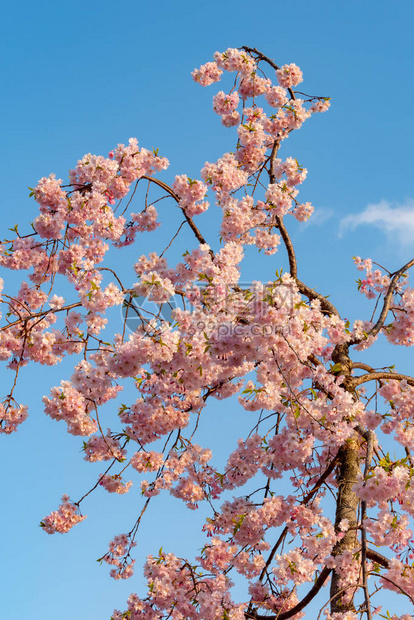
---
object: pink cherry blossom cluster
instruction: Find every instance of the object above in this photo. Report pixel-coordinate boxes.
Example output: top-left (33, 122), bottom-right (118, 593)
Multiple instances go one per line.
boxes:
top-left (172, 175), bottom-right (209, 217)
top-left (387, 285), bottom-right (414, 345)
top-left (354, 256), bottom-right (391, 300)
top-left (82, 432), bottom-right (126, 462)
top-left (41, 495), bottom-right (86, 534)
top-left (365, 509), bottom-right (412, 552)
top-left (101, 533), bottom-right (136, 580)
top-left (379, 380), bottom-right (414, 451)
top-left (99, 474), bottom-right (132, 495)
top-left (0, 401), bottom-right (28, 434)
top-left (191, 52), bottom-right (320, 247)
top-left (380, 558), bottom-right (414, 602)
top-left (275, 63), bottom-right (303, 88)
top-left (130, 450), bottom-right (164, 473)
top-left (212, 90), bottom-right (241, 127)
top-left (133, 271), bottom-right (175, 303)
top-left (42, 381), bottom-right (98, 436)
top-left (191, 61), bottom-right (223, 86)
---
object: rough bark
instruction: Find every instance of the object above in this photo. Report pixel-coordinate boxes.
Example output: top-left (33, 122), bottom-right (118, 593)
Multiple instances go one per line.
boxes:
top-left (330, 344), bottom-right (361, 612)
top-left (330, 438), bottom-right (360, 612)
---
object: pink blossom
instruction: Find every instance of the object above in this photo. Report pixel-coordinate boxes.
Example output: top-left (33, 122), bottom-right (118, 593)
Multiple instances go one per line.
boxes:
top-left (214, 48), bottom-right (256, 75)
top-left (0, 402), bottom-right (28, 434)
top-left (265, 85), bottom-right (288, 107)
top-left (192, 61), bottom-right (223, 86)
top-left (310, 98), bottom-right (331, 113)
top-left (41, 495), bottom-right (86, 534)
top-left (130, 450), bottom-right (164, 472)
top-left (276, 63), bottom-right (303, 88)
top-left (202, 152), bottom-right (249, 196)
top-left (213, 90), bottom-right (240, 115)
top-left (102, 533), bottom-right (136, 580)
top-left (221, 111), bottom-right (241, 127)
top-left (99, 474), bottom-right (132, 494)
top-left (133, 271), bottom-right (175, 303)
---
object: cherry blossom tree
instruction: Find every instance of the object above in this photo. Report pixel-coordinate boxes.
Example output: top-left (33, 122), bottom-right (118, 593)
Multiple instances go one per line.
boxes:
top-left (1, 46), bottom-right (414, 620)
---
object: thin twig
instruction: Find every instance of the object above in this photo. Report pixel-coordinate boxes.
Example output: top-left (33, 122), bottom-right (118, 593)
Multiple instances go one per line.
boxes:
top-left (249, 567), bottom-right (332, 620)
top-left (240, 46), bottom-right (296, 101)
top-left (140, 175), bottom-right (211, 250)
top-left (258, 451), bottom-right (340, 583)
top-left (0, 301), bottom-right (83, 332)
top-left (350, 258), bottom-right (414, 344)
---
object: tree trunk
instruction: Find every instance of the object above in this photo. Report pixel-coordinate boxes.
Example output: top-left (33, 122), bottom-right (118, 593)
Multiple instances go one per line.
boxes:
top-left (330, 438), bottom-right (360, 612)
top-left (329, 344), bottom-right (360, 612)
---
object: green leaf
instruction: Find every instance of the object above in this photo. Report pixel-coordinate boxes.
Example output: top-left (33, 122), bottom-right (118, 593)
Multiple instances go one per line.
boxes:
top-left (232, 513), bottom-right (246, 535)
top-left (330, 363), bottom-right (342, 374)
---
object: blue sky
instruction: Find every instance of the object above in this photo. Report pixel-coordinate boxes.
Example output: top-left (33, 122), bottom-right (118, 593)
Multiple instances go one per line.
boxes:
top-left (2, 1), bottom-right (414, 618)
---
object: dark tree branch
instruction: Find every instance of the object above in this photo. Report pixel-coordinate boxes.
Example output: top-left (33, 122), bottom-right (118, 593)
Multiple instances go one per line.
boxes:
top-left (258, 526), bottom-right (288, 582)
top-left (350, 258), bottom-right (414, 345)
top-left (247, 567), bottom-right (332, 620)
top-left (240, 46), bottom-right (297, 101)
top-left (0, 301), bottom-right (83, 332)
top-left (296, 279), bottom-right (341, 317)
top-left (366, 548), bottom-right (389, 569)
top-left (140, 175), bottom-right (211, 249)
top-left (302, 451), bottom-right (341, 504)
top-left (352, 362), bottom-right (375, 372)
top-left (258, 452), bottom-right (340, 582)
top-left (352, 371), bottom-right (414, 388)
top-left (267, 139), bottom-right (298, 279)
top-left (269, 139), bottom-right (281, 182)
top-left (277, 216), bottom-right (297, 278)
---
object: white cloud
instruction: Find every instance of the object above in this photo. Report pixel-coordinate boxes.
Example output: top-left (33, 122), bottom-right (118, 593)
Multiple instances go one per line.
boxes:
top-left (340, 199), bottom-right (414, 244)
top-left (302, 206), bottom-right (334, 228)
